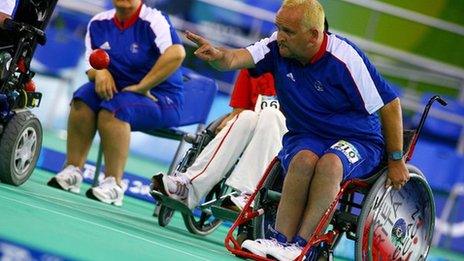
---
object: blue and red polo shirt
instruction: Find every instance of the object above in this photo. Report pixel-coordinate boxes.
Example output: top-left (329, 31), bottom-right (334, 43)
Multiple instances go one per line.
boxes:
top-left (246, 32), bottom-right (398, 145)
top-left (84, 3), bottom-right (183, 105)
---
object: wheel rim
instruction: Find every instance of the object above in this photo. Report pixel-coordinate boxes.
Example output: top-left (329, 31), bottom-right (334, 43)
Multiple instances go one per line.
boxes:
top-left (360, 174), bottom-right (434, 260)
top-left (13, 126), bottom-right (37, 176)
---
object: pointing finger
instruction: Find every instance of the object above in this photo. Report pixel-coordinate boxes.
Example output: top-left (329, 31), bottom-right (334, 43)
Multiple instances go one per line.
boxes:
top-left (185, 30), bottom-right (208, 46)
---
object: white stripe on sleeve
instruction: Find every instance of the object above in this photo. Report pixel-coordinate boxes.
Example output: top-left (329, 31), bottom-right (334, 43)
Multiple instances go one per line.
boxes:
top-left (328, 35), bottom-right (384, 114)
top-left (141, 5), bottom-right (173, 53)
top-left (246, 32), bottom-right (277, 64)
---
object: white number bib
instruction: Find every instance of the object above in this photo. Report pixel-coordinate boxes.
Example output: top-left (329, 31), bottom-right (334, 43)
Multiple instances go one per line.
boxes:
top-left (254, 94), bottom-right (280, 113)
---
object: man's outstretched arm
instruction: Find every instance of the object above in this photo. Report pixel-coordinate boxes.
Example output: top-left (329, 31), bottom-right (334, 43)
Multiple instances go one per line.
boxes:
top-left (185, 31), bottom-right (254, 71)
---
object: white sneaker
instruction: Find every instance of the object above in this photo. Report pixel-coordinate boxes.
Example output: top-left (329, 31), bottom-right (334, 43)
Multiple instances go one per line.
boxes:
top-left (47, 165), bottom-right (83, 193)
top-left (230, 192), bottom-right (254, 211)
top-left (151, 172), bottom-right (190, 201)
top-left (89, 176), bottom-right (124, 206)
top-left (241, 238), bottom-right (284, 258)
top-left (267, 242), bottom-right (304, 261)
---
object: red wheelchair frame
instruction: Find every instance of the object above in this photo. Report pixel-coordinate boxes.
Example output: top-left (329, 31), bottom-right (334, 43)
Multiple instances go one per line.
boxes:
top-left (225, 96), bottom-right (446, 260)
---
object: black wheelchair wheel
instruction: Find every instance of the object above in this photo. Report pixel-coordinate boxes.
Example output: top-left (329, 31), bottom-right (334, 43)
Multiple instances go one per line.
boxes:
top-left (355, 165), bottom-right (435, 261)
top-left (158, 205), bottom-right (175, 227)
top-left (0, 110), bottom-right (42, 186)
top-left (182, 211), bottom-right (223, 236)
top-left (252, 161), bottom-right (284, 240)
top-left (182, 183), bottom-right (225, 236)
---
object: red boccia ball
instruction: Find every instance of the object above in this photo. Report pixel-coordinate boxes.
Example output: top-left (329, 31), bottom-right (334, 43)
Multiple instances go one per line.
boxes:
top-left (89, 49), bottom-right (110, 70)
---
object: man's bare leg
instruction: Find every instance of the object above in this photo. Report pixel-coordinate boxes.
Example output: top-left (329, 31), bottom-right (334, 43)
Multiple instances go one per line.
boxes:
top-left (98, 109), bottom-right (130, 186)
top-left (65, 100), bottom-right (97, 168)
top-left (297, 153), bottom-right (343, 239)
top-left (275, 150), bottom-right (319, 240)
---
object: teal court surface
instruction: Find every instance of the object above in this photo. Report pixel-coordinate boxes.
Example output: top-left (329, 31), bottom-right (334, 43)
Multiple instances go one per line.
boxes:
top-left (1, 131), bottom-right (464, 260)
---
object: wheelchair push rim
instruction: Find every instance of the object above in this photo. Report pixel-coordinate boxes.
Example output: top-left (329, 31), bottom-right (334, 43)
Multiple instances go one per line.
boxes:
top-left (356, 167), bottom-right (435, 261)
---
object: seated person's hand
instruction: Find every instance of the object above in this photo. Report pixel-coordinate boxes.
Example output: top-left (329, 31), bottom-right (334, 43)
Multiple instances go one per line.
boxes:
top-left (386, 160), bottom-right (409, 190)
top-left (123, 84), bottom-right (157, 102)
top-left (95, 69), bottom-right (117, 100)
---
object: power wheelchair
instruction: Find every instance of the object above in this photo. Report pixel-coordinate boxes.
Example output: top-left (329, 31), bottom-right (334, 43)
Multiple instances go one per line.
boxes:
top-left (224, 96), bottom-right (446, 260)
top-left (0, 0), bottom-right (58, 185)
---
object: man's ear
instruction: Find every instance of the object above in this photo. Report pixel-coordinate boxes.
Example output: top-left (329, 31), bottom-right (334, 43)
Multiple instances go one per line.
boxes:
top-left (308, 28), bottom-right (320, 44)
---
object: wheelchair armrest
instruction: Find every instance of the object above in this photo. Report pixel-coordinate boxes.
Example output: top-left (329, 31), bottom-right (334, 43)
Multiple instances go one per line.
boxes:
top-left (206, 114), bottom-right (230, 133)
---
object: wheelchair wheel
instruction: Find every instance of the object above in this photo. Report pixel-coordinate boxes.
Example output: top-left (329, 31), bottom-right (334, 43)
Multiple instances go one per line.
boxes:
top-left (355, 165), bottom-right (435, 261)
top-left (0, 110), bottom-right (42, 186)
top-left (158, 206), bottom-right (175, 227)
top-left (252, 161), bottom-right (284, 240)
top-left (182, 183), bottom-right (224, 236)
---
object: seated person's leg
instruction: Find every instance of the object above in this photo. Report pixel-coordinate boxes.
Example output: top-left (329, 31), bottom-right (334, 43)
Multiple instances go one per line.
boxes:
top-left (242, 133), bottom-right (326, 258)
top-left (152, 110), bottom-right (259, 209)
top-left (280, 139), bottom-right (383, 260)
top-left (47, 82), bottom-right (101, 193)
top-left (88, 91), bottom-right (181, 206)
top-left (225, 108), bottom-right (287, 209)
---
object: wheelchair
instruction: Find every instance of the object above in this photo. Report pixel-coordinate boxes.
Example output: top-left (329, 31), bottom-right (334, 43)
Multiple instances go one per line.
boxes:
top-left (150, 114), bottom-right (240, 235)
top-left (225, 96), bottom-right (446, 261)
top-left (0, 0), bottom-right (58, 185)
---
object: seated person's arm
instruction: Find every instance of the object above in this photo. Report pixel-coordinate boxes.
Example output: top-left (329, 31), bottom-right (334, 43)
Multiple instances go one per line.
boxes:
top-left (185, 31), bottom-right (254, 71)
top-left (379, 97), bottom-right (409, 189)
top-left (123, 44), bottom-right (185, 97)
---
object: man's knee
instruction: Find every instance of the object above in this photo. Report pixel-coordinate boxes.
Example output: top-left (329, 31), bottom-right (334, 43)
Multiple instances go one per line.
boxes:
top-left (289, 150), bottom-right (318, 175)
top-left (97, 109), bottom-right (123, 130)
top-left (315, 153), bottom-right (343, 181)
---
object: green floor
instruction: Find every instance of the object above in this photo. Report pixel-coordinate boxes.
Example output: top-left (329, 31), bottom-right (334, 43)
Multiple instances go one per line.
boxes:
top-left (1, 131), bottom-right (464, 260)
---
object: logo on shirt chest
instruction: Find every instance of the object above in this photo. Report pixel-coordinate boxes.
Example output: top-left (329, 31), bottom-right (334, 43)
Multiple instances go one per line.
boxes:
top-left (286, 73), bottom-right (295, 82)
top-left (130, 43), bottom-right (139, 54)
top-left (314, 80), bottom-right (324, 91)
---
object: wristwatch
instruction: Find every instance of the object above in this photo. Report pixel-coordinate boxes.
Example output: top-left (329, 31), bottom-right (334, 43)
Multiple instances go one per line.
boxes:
top-left (389, 151), bottom-right (403, 161)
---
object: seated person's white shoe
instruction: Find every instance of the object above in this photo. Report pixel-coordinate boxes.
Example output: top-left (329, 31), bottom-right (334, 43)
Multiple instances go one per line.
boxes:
top-left (47, 165), bottom-right (83, 193)
top-left (267, 242), bottom-right (304, 261)
top-left (150, 172), bottom-right (189, 202)
top-left (87, 176), bottom-right (124, 206)
top-left (241, 238), bottom-right (284, 258)
top-left (230, 192), bottom-right (254, 211)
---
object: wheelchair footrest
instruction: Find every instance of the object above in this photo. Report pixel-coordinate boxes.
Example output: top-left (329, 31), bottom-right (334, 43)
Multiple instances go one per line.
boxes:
top-left (150, 190), bottom-right (192, 216)
top-left (210, 205), bottom-right (239, 221)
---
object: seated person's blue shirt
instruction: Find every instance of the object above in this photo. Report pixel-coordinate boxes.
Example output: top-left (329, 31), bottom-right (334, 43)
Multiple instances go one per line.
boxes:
top-left (84, 4), bottom-right (183, 107)
top-left (246, 32), bottom-right (398, 147)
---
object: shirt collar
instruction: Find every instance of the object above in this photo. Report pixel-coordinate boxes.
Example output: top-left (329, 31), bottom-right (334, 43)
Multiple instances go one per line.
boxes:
top-left (113, 3), bottom-right (143, 30)
top-left (310, 32), bottom-right (328, 64)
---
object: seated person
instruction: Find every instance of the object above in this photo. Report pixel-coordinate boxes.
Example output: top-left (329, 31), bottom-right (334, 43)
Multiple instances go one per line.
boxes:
top-left (184, 0), bottom-right (409, 260)
top-left (47, 0), bottom-right (186, 206)
top-left (152, 69), bottom-right (287, 210)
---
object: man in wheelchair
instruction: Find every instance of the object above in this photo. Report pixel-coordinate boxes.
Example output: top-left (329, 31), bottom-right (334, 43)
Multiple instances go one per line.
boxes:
top-left (185, 0), bottom-right (409, 259)
top-left (152, 68), bottom-right (287, 210)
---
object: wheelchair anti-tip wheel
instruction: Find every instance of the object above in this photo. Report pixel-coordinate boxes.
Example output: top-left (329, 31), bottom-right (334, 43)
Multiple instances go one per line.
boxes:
top-left (0, 110), bottom-right (42, 186)
top-left (355, 165), bottom-right (435, 261)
